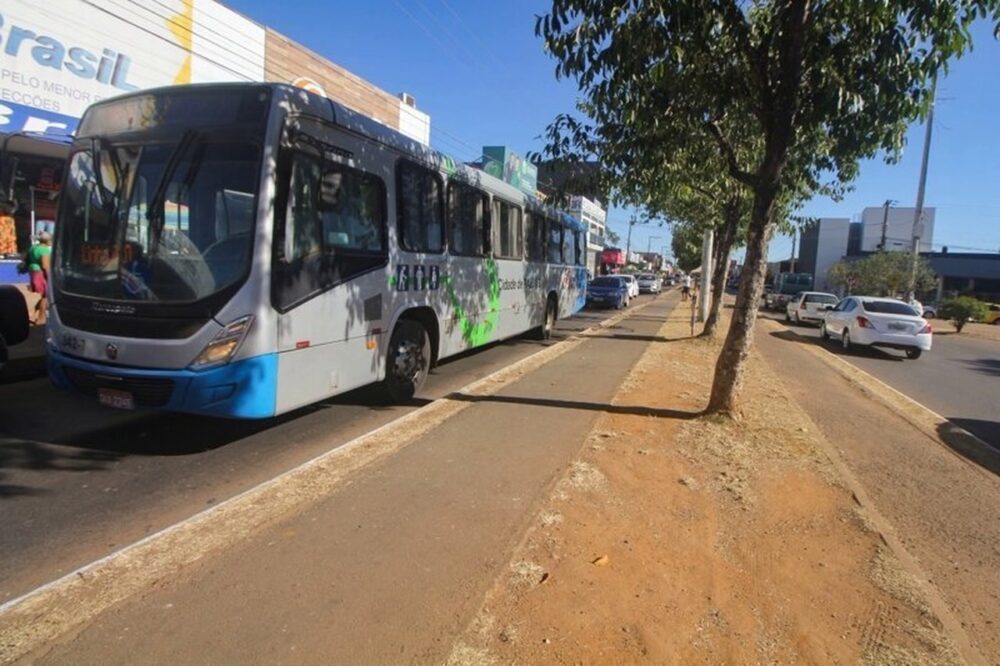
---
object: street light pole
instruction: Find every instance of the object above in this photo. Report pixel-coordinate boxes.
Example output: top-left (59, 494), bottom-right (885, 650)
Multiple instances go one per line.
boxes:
top-left (907, 73), bottom-right (936, 301)
top-left (879, 198), bottom-right (897, 250)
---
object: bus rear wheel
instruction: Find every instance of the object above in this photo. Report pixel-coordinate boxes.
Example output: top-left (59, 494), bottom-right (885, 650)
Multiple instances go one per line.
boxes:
top-left (382, 320), bottom-right (430, 402)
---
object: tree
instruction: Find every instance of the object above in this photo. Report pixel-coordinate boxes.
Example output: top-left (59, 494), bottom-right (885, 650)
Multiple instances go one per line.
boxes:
top-left (671, 222), bottom-right (704, 273)
top-left (827, 252), bottom-right (936, 296)
top-left (939, 296), bottom-right (988, 332)
top-left (605, 228), bottom-right (620, 247)
top-left (537, 0), bottom-right (996, 417)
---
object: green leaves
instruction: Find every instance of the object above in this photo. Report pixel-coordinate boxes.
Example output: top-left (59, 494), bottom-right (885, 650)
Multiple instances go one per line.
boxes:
top-left (827, 252), bottom-right (937, 297)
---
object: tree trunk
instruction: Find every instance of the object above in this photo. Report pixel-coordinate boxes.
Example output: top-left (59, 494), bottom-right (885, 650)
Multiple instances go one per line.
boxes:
top-left (705, 190), bottom-right (775, 416)
top-left (701, 205), bottom-right (739, 338)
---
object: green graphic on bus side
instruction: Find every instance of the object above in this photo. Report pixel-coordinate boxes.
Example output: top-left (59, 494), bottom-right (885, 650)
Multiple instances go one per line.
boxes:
top-left (444, 257), bottom-right (501, 347)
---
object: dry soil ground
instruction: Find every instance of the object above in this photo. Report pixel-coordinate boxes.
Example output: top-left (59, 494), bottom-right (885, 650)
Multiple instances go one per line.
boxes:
top-left (448, 305), bottom-right (969, 665)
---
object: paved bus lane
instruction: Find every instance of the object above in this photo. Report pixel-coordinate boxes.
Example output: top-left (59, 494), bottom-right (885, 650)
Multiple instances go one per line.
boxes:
top-left (2, 293), bottom-right (680, 663)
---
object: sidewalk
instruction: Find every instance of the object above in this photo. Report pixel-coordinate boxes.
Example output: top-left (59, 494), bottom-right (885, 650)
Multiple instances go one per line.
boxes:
top-left (1, 293), bottom-right (978, 664)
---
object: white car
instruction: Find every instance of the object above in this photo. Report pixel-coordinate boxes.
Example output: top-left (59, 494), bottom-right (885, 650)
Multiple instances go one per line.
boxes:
top-left (620, 274), bottom-right (640, 298)
top-left (786, 291), bottom-right (839, 324)
top-left (821, 296), bottom-right (932, 359)
top-left (636, 273), bottom-right (661, 294)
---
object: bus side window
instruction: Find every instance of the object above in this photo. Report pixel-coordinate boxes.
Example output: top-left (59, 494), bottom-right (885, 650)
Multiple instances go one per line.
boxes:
top-left (574, 230), bottom-right (584, 266)
top-left (318, 164), bottom-right (385, 254)
top-left (561, 223), bottom-right (574, 265)
top-left (284, 156), bottom-right (322, 262)
top-left (547, 219), bottom-right (563, 263)
top-left (448, 182), bottom-right (488, 257)
top-left (525, 211), bottom-right (545, 262)
top-left (397, 160), bottom-right (443, 253)
top-left (493, 200), bottom-right (522, 259)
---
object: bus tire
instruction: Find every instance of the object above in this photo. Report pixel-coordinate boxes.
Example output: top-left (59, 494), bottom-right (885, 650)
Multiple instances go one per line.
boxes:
top-left (532, 295), bottom-right (557, 340)
top-left (382, 319), bottom-right (431, 402)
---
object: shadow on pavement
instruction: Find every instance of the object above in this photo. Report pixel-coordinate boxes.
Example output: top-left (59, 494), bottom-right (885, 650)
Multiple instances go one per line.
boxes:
top-left (585, 333), bottom-right (687, 343)
top-left (936, 418), bottom-right (1000, 475)
top-left (963, 358), bottom-right (1000, 378)
top-left (767, 330), bottom-right (905, 362)
top-left (445, 392), bottom-right (702, 420)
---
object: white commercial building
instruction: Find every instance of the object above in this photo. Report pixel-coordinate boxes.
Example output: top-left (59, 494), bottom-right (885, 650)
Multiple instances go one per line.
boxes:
top-left (860, 206), bottom-right (935, 253)
top-left (568, 195), bottom-right (606, 276)
top-left (800, 217), bottom-right (852, 291)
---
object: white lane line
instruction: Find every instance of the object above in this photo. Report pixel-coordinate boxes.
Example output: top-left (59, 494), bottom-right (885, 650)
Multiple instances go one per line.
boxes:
top-left (0, 298), bottom-right (665, 662)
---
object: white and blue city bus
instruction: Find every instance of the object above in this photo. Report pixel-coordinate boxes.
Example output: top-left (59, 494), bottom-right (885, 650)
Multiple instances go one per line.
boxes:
top-left (47, 83), bottom-right (588, 418)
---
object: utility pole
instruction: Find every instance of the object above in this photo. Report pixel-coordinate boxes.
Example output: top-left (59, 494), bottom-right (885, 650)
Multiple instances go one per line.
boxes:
top-left (789, 228), bottom-right (797, 273)
top-left (698, 229), bottom-right (713, 322)
top-left (879, 199), bottom-right (896, 250)
top-left (625, 216), bottom-right (635, 259)
top-left (908, 74), bottom-right (936, 301)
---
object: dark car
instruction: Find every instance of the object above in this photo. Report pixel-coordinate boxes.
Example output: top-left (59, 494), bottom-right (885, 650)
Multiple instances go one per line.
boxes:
top-left (586, 276), bottom-right (629, 309)
top-left (0, 285), bottom-right (29, 371)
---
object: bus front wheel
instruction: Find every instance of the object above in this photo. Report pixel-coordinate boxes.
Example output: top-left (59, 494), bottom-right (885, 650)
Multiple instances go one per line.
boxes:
top-left (383, 320), bottom-right (430, 402)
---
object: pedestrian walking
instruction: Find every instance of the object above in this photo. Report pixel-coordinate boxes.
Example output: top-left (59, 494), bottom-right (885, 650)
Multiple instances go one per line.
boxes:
top-left (27, 231), bottom-right (52, 326)
top-left (681, 273), bottom-right (692, 301)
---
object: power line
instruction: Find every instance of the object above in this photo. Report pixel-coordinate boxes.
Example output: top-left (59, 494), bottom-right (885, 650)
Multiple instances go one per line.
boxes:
top-left (389, 0), bottom-right (475, 73)
top-left (412, 0), bottom-right (485, 72)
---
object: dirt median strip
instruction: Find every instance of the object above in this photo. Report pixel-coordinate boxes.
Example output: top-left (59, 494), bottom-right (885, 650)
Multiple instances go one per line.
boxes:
top-left (759, 318), bottom-right (1000, 477)
top-left (448, 305), bottom-right (979, 665)
top-left (0, 298), bottom-right (662, 663)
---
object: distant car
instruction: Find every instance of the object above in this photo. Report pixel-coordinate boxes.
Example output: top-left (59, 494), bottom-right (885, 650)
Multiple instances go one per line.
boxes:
top-left (636, 273), bottom-right (661, 294)
top-left (620, 274), bottom-right (639, 298)
top-left (786, 291), bottom-right (840, 324)
top-left (0, 285), bottom-right (30, 372)
top-left (820, 296), bottom-right (932, 359)
top-left (586, 276), bottom-right (630, 309)
top-left (984, 304), bottom-right (1000, 325)
top-left (920, 303), bottom-right (938, 319)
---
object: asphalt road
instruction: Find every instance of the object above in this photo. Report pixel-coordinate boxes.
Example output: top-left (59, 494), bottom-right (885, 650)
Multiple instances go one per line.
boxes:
top-left (760, 310), bottom-right (1000, 450)
top-left (0, 295), bottom-right (661, 605)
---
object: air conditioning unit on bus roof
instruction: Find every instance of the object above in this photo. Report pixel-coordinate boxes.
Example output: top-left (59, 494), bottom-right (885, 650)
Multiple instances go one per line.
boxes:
top-left (399, 92), bottom-right (416, 107)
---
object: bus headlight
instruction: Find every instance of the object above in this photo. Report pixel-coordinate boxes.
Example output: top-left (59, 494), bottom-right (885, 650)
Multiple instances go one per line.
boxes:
top-left (190, 315), bottom-right (254, 370)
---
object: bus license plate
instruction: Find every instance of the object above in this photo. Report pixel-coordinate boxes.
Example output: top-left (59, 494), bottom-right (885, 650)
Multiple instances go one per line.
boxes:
top-left (97, 388), bottom-right (135, 410)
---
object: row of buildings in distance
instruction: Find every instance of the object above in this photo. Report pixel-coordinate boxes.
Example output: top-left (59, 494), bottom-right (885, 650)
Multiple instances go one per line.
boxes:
top-left (788, 206), bottom-right (999, 302)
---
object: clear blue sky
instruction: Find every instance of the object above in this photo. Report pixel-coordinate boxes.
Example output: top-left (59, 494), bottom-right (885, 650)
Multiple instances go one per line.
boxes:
top-left (227, 0), bottom-right (1000, 263)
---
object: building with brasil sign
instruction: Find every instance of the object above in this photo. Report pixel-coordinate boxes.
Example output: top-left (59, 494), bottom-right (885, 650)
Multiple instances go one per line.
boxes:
top-left (0, 0), bottom-right (432, 258)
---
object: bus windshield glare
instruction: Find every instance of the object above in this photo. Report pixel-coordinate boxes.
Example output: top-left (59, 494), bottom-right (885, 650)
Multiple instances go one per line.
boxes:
top-left (56, 136), bottom-right (261, 303)
top-left (55, 87), bottom-right (270, 304)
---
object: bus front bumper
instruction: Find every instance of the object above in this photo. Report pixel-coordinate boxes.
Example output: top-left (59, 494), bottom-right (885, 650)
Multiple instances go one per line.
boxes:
top-left (48, 350), bottom-right (278, 419)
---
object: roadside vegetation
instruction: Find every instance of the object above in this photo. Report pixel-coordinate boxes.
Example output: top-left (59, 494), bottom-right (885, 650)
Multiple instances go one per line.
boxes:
top-left (534, 0), bottom-right (998, 417)
top-left (939, 296), bottom-right (990, 333)
top-left (827, 252), bottom-right (937, 298)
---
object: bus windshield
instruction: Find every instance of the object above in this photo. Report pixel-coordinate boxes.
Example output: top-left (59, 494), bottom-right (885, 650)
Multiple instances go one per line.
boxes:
top-left (56, 137), bottom-right (261, 303)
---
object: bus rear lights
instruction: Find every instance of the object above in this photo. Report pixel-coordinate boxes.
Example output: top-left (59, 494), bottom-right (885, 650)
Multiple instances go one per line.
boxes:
top-left (190, 315), bottom-right (254, 370)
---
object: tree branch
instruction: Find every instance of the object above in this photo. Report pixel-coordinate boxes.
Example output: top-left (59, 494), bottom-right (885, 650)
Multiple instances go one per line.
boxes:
top-left (704, 120), bottom-right (758, 189)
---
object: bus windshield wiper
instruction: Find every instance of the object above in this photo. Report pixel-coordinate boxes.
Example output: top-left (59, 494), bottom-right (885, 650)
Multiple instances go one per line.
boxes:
top-left (146, 129), bottom-right (199, 254)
